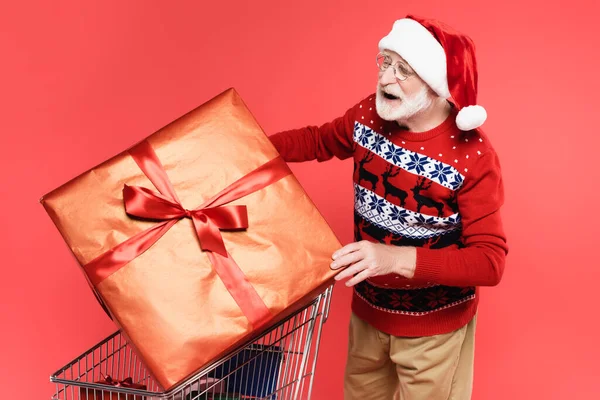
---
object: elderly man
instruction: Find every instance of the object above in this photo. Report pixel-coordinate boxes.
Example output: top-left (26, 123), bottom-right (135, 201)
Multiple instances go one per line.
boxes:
top-left (269, 15), bottom-right (508, 400)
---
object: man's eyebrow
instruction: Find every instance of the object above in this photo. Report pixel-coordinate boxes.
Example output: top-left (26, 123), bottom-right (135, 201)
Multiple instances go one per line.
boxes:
top-left (382, 52), bottom-right (410, 67)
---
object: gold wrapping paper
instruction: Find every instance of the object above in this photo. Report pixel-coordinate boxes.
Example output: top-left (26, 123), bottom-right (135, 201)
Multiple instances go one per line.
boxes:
top-left (41, 88), bottom-right (341, 390)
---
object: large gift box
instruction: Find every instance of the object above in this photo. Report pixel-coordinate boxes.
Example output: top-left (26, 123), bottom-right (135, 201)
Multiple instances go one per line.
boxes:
top-left (41, 88), bottom-right (341, 390)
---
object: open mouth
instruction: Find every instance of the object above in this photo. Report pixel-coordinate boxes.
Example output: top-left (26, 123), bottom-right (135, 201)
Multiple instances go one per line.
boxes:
top-left (383, 92), bottom-right (400, 101)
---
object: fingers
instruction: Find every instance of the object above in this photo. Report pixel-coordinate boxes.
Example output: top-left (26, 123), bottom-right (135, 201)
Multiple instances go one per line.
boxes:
top-left (331, 249), bottom-right (365, 270)
top-left (345, 268), bottom-right (372, 287)
top-left (332, 241), bottom-right (364, 261)
top-left (334, 260), bottom-right (369, 282)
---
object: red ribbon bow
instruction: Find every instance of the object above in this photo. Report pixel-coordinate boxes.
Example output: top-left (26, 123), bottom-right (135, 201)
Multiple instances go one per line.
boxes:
top-left (99, 375), bottom-right (144, 389)
top-left (122, 185), bottom-right (249, 257)
top-left (82, 140), bottom-right (291, 328)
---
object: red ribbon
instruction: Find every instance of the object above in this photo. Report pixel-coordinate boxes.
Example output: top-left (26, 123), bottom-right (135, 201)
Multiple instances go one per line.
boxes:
top-left (98, 375), bottom-right (146, 389)
top-left (83, 140), bottom-right (291, 328)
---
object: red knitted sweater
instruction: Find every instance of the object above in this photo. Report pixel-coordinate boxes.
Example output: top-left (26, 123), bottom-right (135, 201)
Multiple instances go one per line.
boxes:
top-left (269, 94), bottom-right (508, 337)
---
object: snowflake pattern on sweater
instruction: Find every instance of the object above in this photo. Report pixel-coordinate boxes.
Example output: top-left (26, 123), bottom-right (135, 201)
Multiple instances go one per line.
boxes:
top-left (351, 110), bottom-right (476, 315)
top-left (269, 93), bottom-right (508, 336)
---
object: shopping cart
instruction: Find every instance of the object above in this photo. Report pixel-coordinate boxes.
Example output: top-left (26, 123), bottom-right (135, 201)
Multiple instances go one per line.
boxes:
top-left (50, 285), bottom-right (334, 400)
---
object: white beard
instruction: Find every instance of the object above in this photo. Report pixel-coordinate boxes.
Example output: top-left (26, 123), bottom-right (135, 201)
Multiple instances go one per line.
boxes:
top-left (375, 85), bottom-right (433, 122)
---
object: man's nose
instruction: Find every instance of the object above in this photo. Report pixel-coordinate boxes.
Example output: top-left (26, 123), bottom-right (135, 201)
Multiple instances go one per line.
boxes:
top-left (378, 66), bottom-right (397, 86)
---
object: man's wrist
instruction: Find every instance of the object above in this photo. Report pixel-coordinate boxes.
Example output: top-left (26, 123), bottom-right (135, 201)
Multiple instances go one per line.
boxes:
top-left (394, 246), bottom-right (417, 278)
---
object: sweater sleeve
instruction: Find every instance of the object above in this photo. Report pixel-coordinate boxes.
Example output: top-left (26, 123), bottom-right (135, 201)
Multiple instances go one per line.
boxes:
top-left (413, 149), bottom-right (509, 287)
top-left (268, 104), bottom-right (357, 162)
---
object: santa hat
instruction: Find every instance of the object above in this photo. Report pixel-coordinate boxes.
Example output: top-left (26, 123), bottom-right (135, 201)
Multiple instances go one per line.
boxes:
top-left (378, 15), bottom-right (486, 131)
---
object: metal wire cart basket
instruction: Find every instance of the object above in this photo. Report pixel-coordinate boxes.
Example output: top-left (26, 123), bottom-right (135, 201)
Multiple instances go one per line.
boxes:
top-left (50, 285), bottom-right (334, 400)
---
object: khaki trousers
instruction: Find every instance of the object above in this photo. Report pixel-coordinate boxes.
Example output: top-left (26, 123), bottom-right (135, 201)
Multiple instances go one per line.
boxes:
top-left (344, 313), bottom-right (476, 400)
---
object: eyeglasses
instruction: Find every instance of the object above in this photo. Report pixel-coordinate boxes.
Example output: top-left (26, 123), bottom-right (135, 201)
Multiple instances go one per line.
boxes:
top-left (376, 52), bottom-right (414, 81)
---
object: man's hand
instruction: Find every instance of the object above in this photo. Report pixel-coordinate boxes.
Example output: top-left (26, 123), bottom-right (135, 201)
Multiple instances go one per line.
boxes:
top-left (330, 241), bottom-right (417, 287)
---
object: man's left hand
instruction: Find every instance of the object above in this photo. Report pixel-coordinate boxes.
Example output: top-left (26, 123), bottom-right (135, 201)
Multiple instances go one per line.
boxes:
top-left (330, 241), bottom-right (417, 287)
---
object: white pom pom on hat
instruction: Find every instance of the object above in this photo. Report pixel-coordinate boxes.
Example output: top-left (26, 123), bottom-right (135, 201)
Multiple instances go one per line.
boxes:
top-left (456, 105), bottom-right (487, 131)
top-left (378, 15), bottom-right (487, 131)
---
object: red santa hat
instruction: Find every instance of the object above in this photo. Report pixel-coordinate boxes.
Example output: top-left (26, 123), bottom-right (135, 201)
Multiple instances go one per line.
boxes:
top-left (378, 15), bottom-right (486, 131)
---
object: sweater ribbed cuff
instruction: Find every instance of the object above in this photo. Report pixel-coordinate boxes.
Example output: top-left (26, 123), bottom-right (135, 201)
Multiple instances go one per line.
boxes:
top-left (414, 247), bottom-right (445, 282)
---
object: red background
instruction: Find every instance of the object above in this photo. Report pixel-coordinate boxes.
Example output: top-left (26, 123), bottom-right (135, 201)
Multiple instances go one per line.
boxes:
top-left (1, 1), bottom-right (598, 399)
